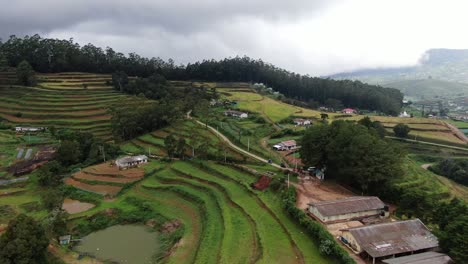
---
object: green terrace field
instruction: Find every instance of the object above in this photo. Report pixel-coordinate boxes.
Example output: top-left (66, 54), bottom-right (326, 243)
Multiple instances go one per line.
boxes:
top-left (219, 86), bottom-right (468, 146)
top-left (121, 120), bottom-right (251, 162)
top-left (0, 73), bottom-right (136, 140)
top-left (67, 160), bottom-right (330, 264)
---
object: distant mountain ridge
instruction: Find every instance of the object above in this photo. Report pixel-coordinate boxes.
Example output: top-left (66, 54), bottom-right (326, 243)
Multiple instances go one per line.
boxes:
top-left (330, 49), bottom-right (468, 85)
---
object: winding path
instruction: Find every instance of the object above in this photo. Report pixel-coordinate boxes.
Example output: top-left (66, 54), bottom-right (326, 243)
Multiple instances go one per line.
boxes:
top-left (194, 119), bottom-right (283, 169)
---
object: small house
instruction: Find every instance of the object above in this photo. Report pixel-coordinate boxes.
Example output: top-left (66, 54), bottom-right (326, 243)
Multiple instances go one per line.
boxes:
top-left (340, 219), bottom-right (439, 264)
top-left (273, 140), bottom-right (297, 151)
top-left (342, 108), bottom-right (356, 114)
top-left (293, 118), bottom-right (312, 126)
top-left (59, 235), bottom-right (71, 245)
top-left (116, 155), bottom-right (148, 169)
top-left (224, 110), bottom-right (248, 118)
top-left (308, 196), bottom-right (386, 223)
top-left (15, 126), bottom-right (45, 133)
top-left (399, 111), bottom-right (410, 118)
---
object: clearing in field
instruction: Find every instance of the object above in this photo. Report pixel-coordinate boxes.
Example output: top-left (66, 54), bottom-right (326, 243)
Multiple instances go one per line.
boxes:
top-left (62, 198), bottom-right (95, 214)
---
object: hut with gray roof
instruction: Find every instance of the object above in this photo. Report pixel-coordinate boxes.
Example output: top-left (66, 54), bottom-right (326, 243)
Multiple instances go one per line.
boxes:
top-left (340, 219), bottom-right (439, 264)
top-left (382, 252), bottom-right (451, 264)
top-left (115, 155), bottom-right (148, 169)
top-left (308, 196), bottom-right (387, 223)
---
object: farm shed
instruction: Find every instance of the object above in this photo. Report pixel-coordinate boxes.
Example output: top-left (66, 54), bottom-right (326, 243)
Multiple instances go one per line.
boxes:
top-left (15, 126), bottom-right (46, 133)
top-left (273, 140), bottom-right (298, 151)
top-left (382, 252), bottom-right (452, 264)
top-left (308, 196), bottom-right (386, 223)
top-left (293, 118), bottom-right (312, 126)
top-left (342, 108), bottom-right (356, 114)
top-left (340, 219), bottom-right (439, 264)
top-left (224, 110), bottom-right (248, 118)
top-left (116, 155), bottom-right (148, 169)
top-left (59, 235), bottom-right (71, 245)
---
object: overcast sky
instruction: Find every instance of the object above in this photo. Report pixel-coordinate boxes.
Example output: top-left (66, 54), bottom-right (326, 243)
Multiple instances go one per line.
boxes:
top-left (1, 0), bottom-right (468, 75)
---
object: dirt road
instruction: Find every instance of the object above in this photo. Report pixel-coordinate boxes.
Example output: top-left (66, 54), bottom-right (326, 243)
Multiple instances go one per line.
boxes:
top-left (195, 120), bottom-right (283, 169)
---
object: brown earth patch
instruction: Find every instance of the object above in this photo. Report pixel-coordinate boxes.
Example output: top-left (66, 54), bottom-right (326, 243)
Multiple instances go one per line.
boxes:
top-left (73, 172), bottom-right (139, 184)
top-left (65, 178), bottom-right (122, 196)
top-left (293, 178), bottom-right (355, 209)
top-left (62, 198), bottom-right (95, 214)
top-left (82, 163), bottom-right (145, 178)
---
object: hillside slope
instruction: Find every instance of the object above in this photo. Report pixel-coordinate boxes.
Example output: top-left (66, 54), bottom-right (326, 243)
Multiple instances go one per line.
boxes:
top-left (330, 48), bottom-right (468, 85)
top-left (0, 72), bottom-right (133, 140)
top-left (384, 78), bottom-right (468, 99)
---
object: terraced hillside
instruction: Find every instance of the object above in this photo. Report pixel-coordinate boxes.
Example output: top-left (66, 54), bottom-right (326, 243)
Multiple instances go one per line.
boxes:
top-left (65, 163), bottom-right (145, 196)
top-left (68, 160), bottom-right (329, 264)
top-left (0, 70), bottom-right (17, 85)
top-left (121, 120), bottom-right (248, 162)
top-left (0, 73), bottom-right (131, 140)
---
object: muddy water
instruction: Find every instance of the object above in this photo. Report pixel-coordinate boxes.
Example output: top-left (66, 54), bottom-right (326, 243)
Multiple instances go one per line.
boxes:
top-left (75, 225), bottom-right (160, 264)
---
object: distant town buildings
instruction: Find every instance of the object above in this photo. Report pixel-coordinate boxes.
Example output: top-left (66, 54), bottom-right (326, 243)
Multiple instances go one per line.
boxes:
top-left (115, 155), bottom-right (148, 169)
top-left (308, 196), bottom-right (387, 224)
top-left (224, 110), bottom-right (248, 118)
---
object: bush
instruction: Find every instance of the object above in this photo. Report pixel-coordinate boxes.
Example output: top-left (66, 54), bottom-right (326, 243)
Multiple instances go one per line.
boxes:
top-left (393, 123), bottom-right (411, 138)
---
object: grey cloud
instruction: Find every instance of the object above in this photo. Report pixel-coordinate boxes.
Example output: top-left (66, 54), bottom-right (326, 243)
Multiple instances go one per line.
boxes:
top-left (0, 0), bottom-right (336, 38)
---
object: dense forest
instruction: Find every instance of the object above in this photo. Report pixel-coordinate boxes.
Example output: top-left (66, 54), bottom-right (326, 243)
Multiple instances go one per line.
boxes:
top-left (0, 34), bottom-right (402, 114)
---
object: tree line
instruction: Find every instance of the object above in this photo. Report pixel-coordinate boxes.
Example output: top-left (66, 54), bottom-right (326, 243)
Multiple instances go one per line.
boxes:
top-left (0, 34), bottom-right (402, 114)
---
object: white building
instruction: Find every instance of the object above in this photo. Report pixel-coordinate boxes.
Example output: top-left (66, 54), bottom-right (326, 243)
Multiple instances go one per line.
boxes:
top-left (224, 110), bottom-right (248, 118)
top-left (293, 118), bottom-right (312, 126)
top-left (399, 111), bottom-right (410, 118)
top-left (273, 140), bottom-right (297, 151)
top-left (308, 196), bottom-right (386, 223)
top-left (15, 126), bottom-right (45, 133)
top-left (116, 155), bottom-right (148, 169)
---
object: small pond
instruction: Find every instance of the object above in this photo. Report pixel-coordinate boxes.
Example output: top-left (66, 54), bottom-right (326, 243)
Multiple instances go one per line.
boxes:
top-left (460, 128), bottom-right (468, 135)
top-left (74, 225), bottom-right (160, 264)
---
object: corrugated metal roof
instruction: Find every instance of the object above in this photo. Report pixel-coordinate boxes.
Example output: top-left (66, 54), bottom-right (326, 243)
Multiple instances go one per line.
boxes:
top-left (281, 140), bottom-right (297, 147)
top-left (345, 219), bottom-right (438, 258)
top-left (116, 155), bottom-right (148, 164)
top-left (309, 196), bottom-right (385, 217)
top-left (382, 252), bottom-right (451, 264)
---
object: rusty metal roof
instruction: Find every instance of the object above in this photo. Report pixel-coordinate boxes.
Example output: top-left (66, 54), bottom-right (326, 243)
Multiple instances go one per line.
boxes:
top-left (309, 196), bottom-right (385, 217)
top-left (281, 140), bottom-right (297, 147)
top-left (345, 219), bottom-right (438, 258)
top-left (382, 252), bottom-right (451, 264)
